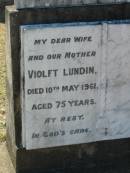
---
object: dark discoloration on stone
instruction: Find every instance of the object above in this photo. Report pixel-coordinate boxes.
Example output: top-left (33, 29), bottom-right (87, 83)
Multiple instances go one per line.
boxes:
top-left (5, 4), bottom-right (130, 173)
top-left (0, 0), bottom-right (14, 22)
top-left (14, 0), bottom-right (130, 9)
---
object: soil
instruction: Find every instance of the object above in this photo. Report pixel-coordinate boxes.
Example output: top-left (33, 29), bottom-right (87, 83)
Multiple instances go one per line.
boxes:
top-left (0, 23), bottom-right (14, 172)
top-left (0, 23), bottom-right (6, 142)
top-left (0, 142), bottom-right (15, 173)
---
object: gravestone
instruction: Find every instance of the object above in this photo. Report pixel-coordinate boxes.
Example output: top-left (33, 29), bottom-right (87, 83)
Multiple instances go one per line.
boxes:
top-left (5, 2), bottom-right (130, 173)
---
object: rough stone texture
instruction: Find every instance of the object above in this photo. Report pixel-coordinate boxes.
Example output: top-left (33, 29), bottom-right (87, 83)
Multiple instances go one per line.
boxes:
top-left (5, 4), bottom-right (130, 173)
top-left (14, 0), bottom-right (130, 9)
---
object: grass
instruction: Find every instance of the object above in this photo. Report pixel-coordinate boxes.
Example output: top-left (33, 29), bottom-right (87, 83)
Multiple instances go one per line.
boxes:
top-left (0, 23), bottom-right (6, 142)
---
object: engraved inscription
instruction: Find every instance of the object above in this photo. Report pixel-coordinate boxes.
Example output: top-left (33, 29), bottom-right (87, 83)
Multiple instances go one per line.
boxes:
top-left (21, 22), bottom-right (130, 150)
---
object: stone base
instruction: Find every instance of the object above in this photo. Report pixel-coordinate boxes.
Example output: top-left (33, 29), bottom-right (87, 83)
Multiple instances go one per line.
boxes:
top-left (5, 4), bottom-right (130, 173)
top-left (6, 139), bottom-right (130, 173)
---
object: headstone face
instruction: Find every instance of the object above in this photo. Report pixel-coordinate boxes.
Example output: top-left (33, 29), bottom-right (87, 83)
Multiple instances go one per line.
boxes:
top-left (15, 0), bottom-right (130, 9)
top-left (6, 4), bottom-right (130, 173)
top-left (21, 21), bottom-right (130, 150)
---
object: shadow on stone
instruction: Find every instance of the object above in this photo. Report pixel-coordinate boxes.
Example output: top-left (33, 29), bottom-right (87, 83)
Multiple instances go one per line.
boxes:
top-left (0, 0), bottom-right (14, 22)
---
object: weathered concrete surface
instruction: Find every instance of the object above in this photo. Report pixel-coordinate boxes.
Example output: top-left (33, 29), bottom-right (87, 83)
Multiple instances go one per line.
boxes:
top-left (0, 142), bottom-right (15, 173)
top-left (5, 4), bottom-right (130, 173)
top-left (14, 0), bottom-right (130, 9)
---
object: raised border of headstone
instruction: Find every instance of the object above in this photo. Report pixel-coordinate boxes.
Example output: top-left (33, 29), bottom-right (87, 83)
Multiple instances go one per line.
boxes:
top-left (6, 4), bottom-right (130, 173)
